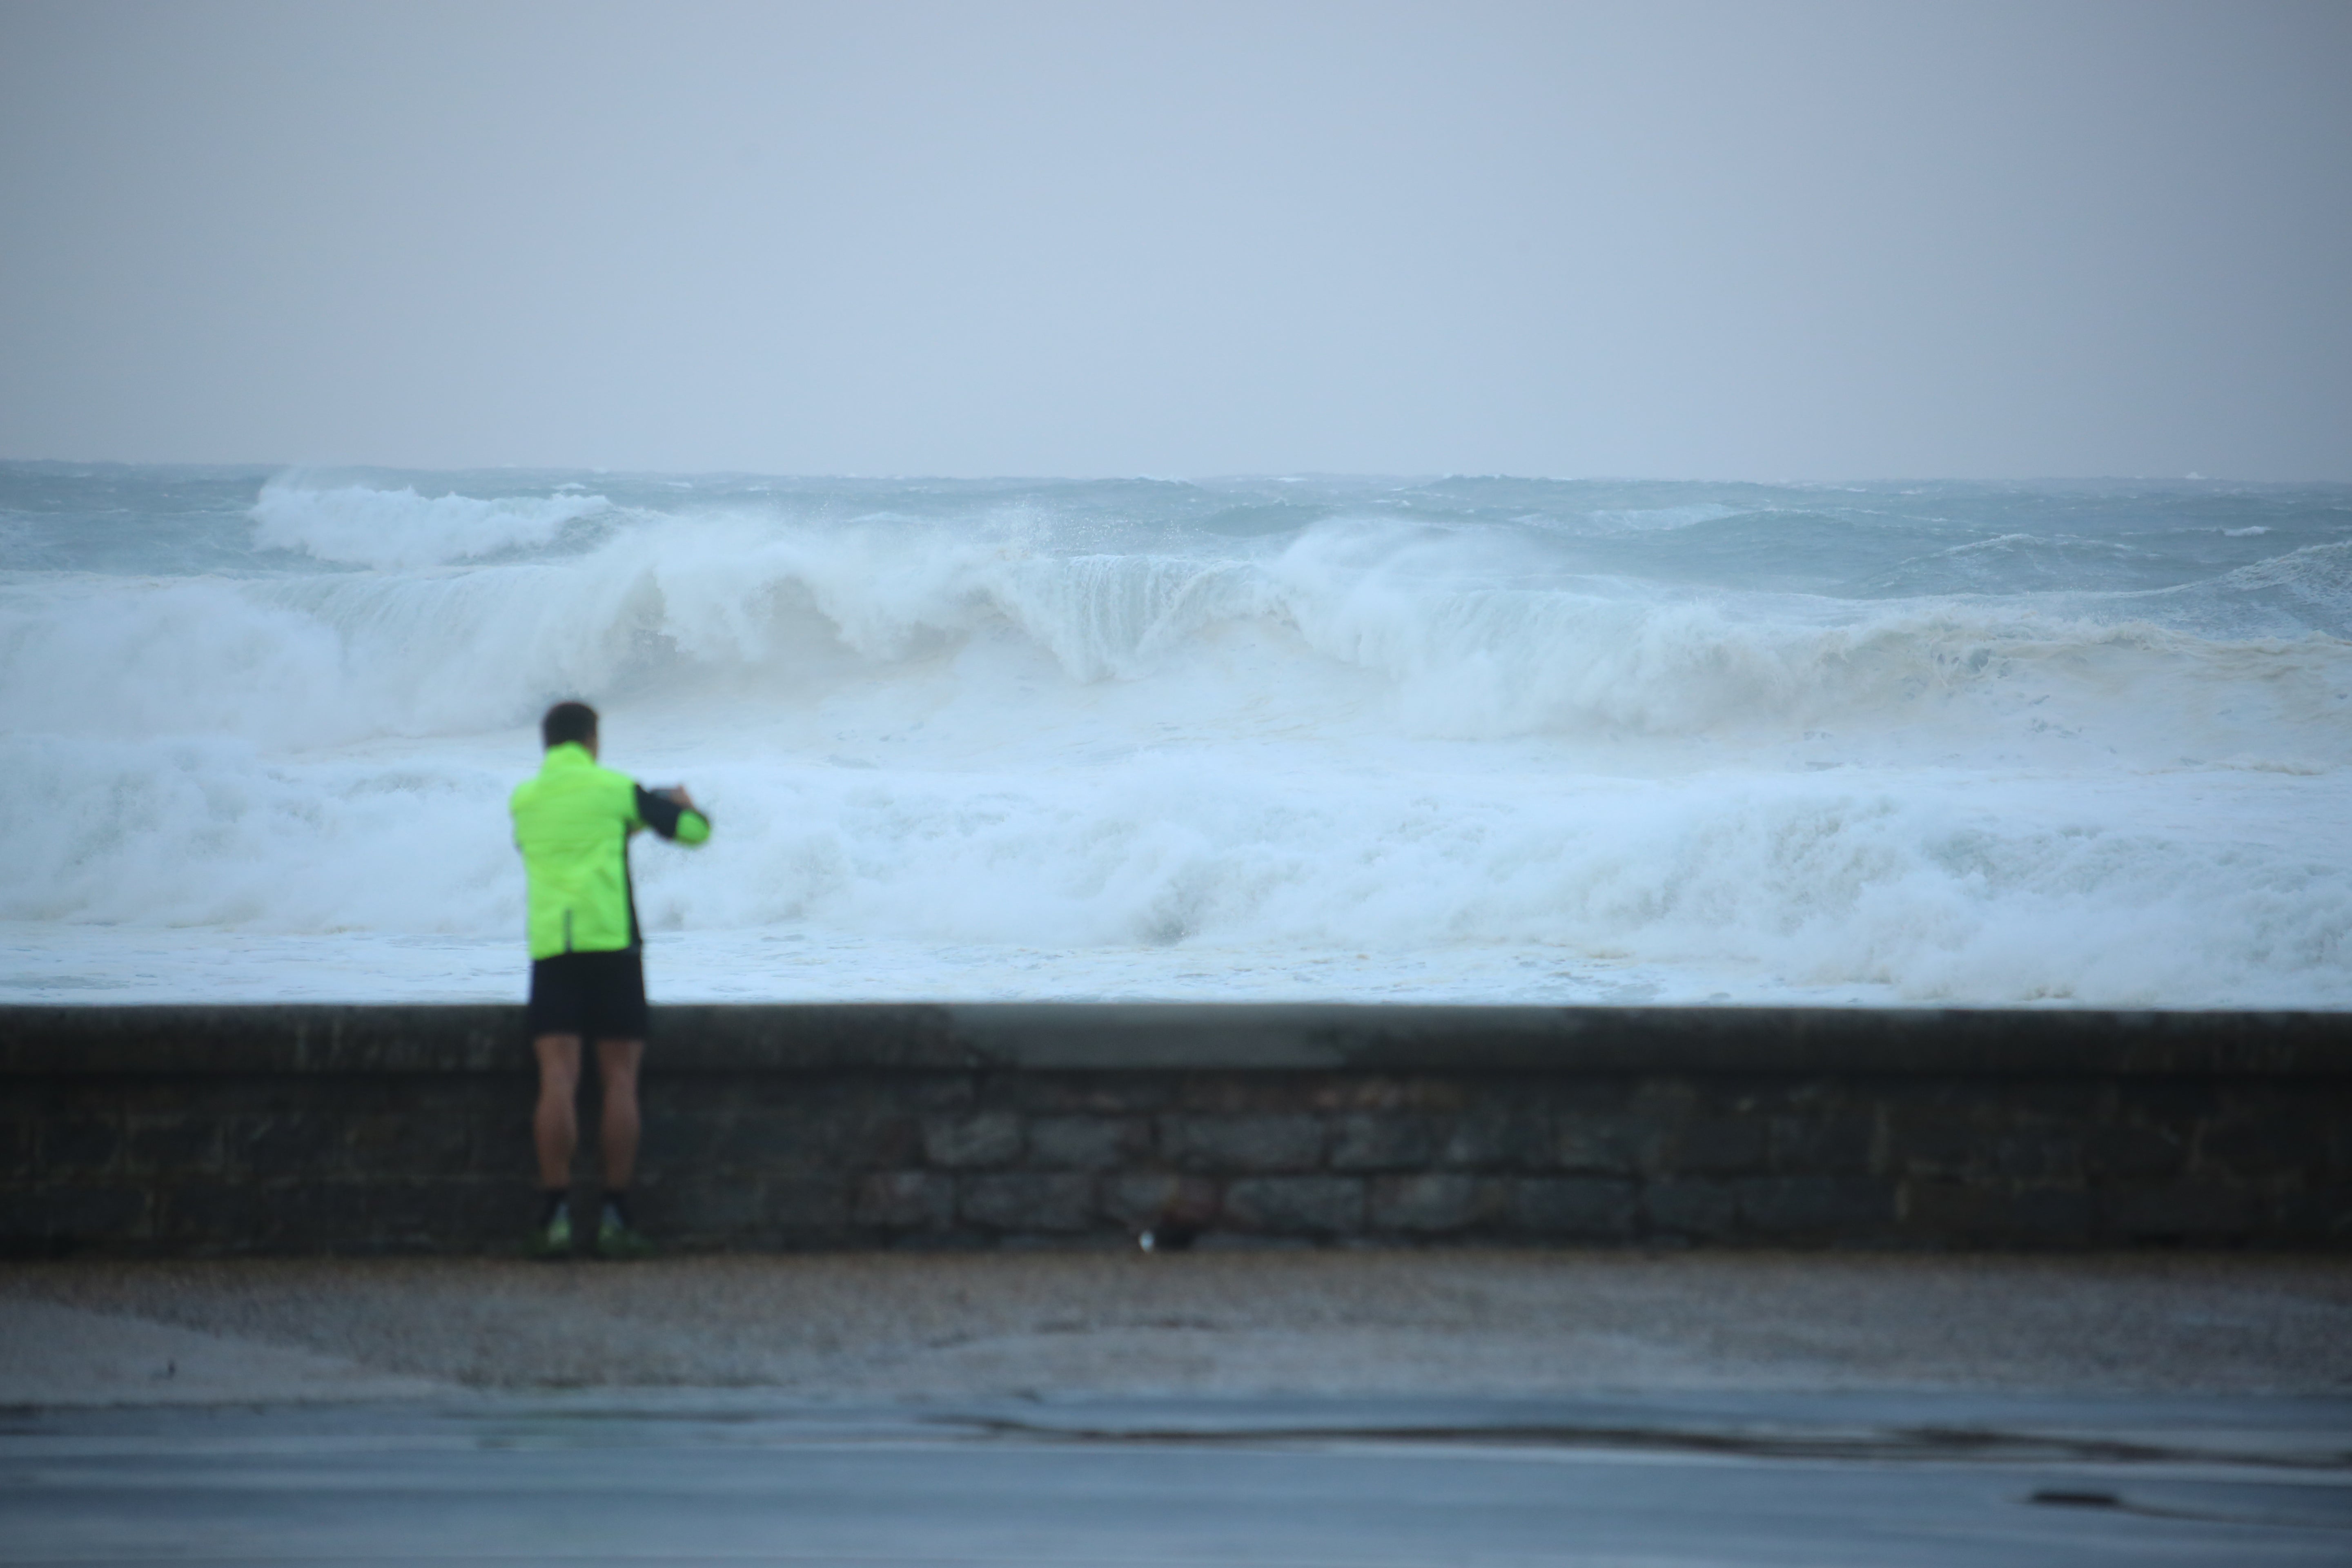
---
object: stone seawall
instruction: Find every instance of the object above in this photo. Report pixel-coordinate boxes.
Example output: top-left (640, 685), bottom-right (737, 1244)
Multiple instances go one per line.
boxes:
top-left (4, 1005), bottom-right (2347, 1255)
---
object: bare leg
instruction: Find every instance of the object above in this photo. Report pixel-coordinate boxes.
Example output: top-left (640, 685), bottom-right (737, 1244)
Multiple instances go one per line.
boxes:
top-left (597, 1037), bottom-right (644, 1193)
top-left (533, 1034), bottom-right (582, 1190)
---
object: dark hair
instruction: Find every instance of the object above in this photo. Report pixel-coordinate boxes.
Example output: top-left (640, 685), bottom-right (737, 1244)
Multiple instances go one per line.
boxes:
top-left (541, 701), bottom-right (599, 749)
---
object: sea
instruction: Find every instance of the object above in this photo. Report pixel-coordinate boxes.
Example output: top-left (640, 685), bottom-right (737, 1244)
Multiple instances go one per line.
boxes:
top-left (3, 464), bottom-right (2347, 1007)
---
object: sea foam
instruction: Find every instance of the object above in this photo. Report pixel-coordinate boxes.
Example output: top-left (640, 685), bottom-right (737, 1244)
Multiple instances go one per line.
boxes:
top-left (2, 466), bottom-right (2347, 1006)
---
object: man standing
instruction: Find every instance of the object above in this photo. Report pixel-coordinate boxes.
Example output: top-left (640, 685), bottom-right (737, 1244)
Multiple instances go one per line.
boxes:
top-left (511, 701), bottom-right (711, 1259)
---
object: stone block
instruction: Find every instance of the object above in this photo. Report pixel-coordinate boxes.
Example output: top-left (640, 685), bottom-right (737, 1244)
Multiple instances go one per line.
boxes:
top-left (1001, 1075), bottom-right (1178, 1115)
top-left (650, 1175), bottom-right (777, 1237)
top-left (2102, 1183), bottom-right (2260, 1242)
top-left (1027, 1116), bottom-right (1149, 1170)
top-left (1644, 1180), bottom-right (1737, 1238)
top-left (1881, 1100), bottom-right (1987, 1178)
top-left (412, 1177), bottom-right (526, 1246)
top-left (902, 1075), bottom-right (979, 1114)
top-left (434, 1179), bottom-right (522, 1250)
top-left (764, 1173), bottom-right (853, 1233)
top-left (2101, 1082), bottom-right (2212, 1171)
top-left (39, 1115), bottom-right (122, 1174)
top-left (1903, 1181), bottom-right (2094, 1243)
top-left (1160, 1115), bottom-right (1323, 1174)
top-left (686, 1075), bottom-right (790, 1114)
top-left (1368, 1174), bottom-right (1506, 1233)
top-left (1192, 1232), bottom-right (1317, 1252)
top-left (357, 1180), bottom-right (488, 1247)
top-left (224, 1114), bottom-right (349, 1178)
top-left (466, 1110), bottom-right (536, 1176)
top-left (1098, 1172), bottom-right (1220, 1232)
top-left (1673, 1113), bottom-right (1770, 1176)
top-left (1555, 1112), bottom-right (1649, 1175)
top-left (125, 1115), bottom-right (222, 1175)
top-left (1309, 1077), bottom-right (1461, 1114)
top-left (1549, 1080), bottom-right (1635, 1116)
top-left (162, 1180), bottom-right (342, 1252)
top-left (995, 1230), bottom-right (1131, 1252)
top-left (922, 1113), bottom-right (1023, 1169)
top-left (693, 1106), bottom-right (850, 1168)
top-left (2268, 1188), bottom-right (2352, 1243)
top-left (1982, 1129), bottom-right (2085, 1184)
top-left (1172, 1076), bottom-right (1301, 1114)
top-left (2198, 1098), bottom-right (2332, 1178)
top-left (0, 1184), bottom-right (150, 1242)
top-left (1222, 1176), bottom-right (1363, 1235)
top-left (1441, 1108), bottom-right (1552, 1170)
top-left (887, 1228), bottom-right (996, 1252)
top-left (1627, 1080), bottom-right (1697, 1125)
top-left (345, 1113), bottom-right (471, 1177)
top-left (2086, 1121), bottom-right (2188, 1180)
top-left (853, 1170), bottom-right (956, 1230)
top-left (639, 1107), bottom-right (725, 1167)
top-left (1330, 1114), bottom-right (1436, 1172)
top-left (304, 1180), bottom-right (428, 1252)
top-left (961, 1173), bottom-right (1095, 1233)
top-left (1767, 1108), bottom-right (1877, 1175)
top-left (2005, 1082), bottom-right (2104, 1120)
top-left (1733, 1176), bottom-right (1896, 1236)
top-left (826, 1078), bottom-right (937, 1131)
top-left (834, 1111), bottom-right (924, 1169)
top-left (1510, 1177), bottom-right (1637, 1238)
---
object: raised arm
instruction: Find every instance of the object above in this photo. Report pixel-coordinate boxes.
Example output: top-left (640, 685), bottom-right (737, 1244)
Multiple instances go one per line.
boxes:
top-left (633, 784), bottom-right (712, 844)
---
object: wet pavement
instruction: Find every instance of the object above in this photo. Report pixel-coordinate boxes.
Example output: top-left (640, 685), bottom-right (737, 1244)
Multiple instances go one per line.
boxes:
top-left (5, 1391), bottom-right (2348, 1566)
top-left (12, 1252), bottom-right (2351, 1403)
top-left (7, 1255), bottom-right (2348, 1562)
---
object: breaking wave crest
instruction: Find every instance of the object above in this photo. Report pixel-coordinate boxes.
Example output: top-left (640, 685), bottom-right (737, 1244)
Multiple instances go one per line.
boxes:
top-left (252, 474), bottom-right (610, 569)
top-left (8, 507), bottom-right (2346, 762)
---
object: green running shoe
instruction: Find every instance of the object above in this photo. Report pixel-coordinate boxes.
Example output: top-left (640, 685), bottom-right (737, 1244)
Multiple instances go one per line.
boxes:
top-left (529, 1207), bottom-right (573, 1261)
top-left (595, 1213), bottom-right (656, 1261)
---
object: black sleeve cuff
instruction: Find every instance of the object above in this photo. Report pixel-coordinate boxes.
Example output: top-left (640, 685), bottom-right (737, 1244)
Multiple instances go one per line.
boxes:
top-left (634, 783), bottom-right (689, 840)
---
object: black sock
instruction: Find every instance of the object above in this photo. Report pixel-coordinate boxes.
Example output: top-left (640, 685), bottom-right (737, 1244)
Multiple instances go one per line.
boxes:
top-left (539, 1189), bottom-right (569, 1227)
top-left (604, 1191), bottom-right (631, 1227)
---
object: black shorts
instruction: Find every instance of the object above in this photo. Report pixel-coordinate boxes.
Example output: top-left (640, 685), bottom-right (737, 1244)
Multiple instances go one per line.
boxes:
top-left (526, 950), bottom-right (649, 1041)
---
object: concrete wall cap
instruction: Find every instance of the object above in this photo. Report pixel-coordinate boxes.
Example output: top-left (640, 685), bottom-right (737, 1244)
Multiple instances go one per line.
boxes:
top-left (2, 1004), bottom-right (2347, 1078)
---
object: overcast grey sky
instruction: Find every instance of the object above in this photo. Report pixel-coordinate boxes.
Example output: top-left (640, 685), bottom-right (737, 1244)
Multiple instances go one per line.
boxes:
top-left (2, 0), bottom-right (2347, 479)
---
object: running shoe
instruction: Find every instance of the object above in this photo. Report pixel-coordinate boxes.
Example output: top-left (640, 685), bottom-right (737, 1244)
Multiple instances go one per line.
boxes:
top-left (595, 1214), bottom-right (656, 1261)
top-left (529, 1207), bottom-right (574, 1260)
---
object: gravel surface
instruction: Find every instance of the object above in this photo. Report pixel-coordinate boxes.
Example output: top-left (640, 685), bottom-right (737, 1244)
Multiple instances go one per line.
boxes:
top-left (6, 1251), bottom-right (2349, 1408)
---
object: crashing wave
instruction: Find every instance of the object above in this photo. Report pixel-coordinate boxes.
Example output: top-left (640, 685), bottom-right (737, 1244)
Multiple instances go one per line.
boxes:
top-left (251, 475), bottom-right (610, 569)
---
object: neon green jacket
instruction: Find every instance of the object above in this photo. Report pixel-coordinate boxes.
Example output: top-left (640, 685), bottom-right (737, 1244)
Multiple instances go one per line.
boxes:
top-left (510, 742), bottom-right (711, 959)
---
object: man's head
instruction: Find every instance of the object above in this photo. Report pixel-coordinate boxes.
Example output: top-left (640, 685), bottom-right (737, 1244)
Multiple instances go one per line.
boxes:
top-left (541, 701), bottom-right (599, 755)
